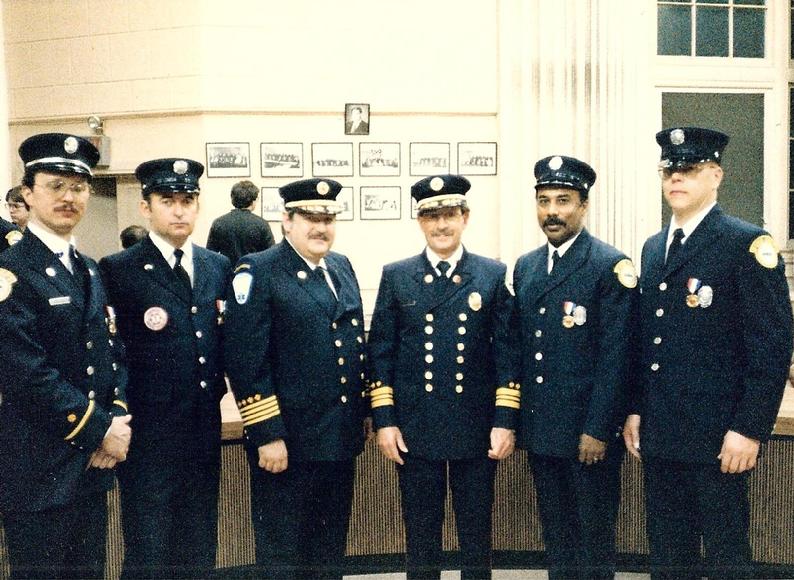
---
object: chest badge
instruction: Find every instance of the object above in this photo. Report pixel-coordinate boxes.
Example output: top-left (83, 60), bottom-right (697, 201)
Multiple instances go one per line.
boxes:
top-left (144, 306), bottom-right (168, 331)
top-left (468, 292), bottom-right (482, 311)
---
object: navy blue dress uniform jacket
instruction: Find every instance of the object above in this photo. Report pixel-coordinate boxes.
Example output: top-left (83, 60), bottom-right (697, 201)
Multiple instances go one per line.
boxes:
top-left (514, 229), bottom-right (638, 457)
top-left (206, 208), bottom-right (275, 266)
top-left (632, 205), bottom-right (793, 463)
top-left (0, 232), bottom-right (128, 513)
top-left (99, 236), bottom-right (230, 455)
top-left (0, 217), bottom-right (21, 252)
top-left (367, 250), bottom-right (520, 460)
top-left (224, 241), bottom-right (368, 462)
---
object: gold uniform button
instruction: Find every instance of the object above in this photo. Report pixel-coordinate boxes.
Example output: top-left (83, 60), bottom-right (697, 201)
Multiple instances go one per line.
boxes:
top-left (424, 371), bottom-right (433, 380)
top-left (659, 282), bottom-right (668, 291)
top-left (114, 387), bottom-right (120, 396)
top-left (455, 385), bottom-right (463, 394)
top-left (457, 343), bottom-right (465, 351)
top-left (425, 342), bottom-right (433, 351)
top-left (359, 354), bottom-right (364, 361)
top-left (86, 366), bottom-right (95, 376)
top-left (458, 327), bottom-right (466, 335)
top-left (112, 362), bottom-right (119, 371)
top-left (425, 355), bottom-right (434, 363)
top-left (653, 337), bottom-right (662, 345)
top-left (535, 330), bottom-right (542, 338)
top-left (67, 413), bottom-right (77, 423)
top-left (425, 384), bottom-right (433, 392)
top-left (458, 313), bottom-right (467, 322)
top-left (456, 356), bottom-right (464, 364)
top-left (191, 306), bottom-right (198, 314)
top-left (195, 330), bottom-right (203, 338)
top-left (108, 339), bottom-right (114, 346)
top-left (335, 339), bottom-right (342, 347)
top-left (357, 336), bottom-right (364, 344)
top-left (655, 308), bottom-right (664, 318)
top-left (351, 319), bottom-right (359, 326)
top-left (340, 376), bottom-right (347, 384)
top-left (88, 390), bottom-right (96, 399)
top-left (651, 363), bottom-right (660, 372)
top-left (338, 357), bottom-right (345, 365)
top-left (86, 341), bottom-right (93, 350)
top-left (425, 313), bottom-right (434, 322)
top-left (425, 326), bottom-right (433, 335)
top-left (455, 372), bottom-right (463, 380)
top-left (360, 373), bottom-right (365, 379)
top-left (200, 381), bottom-right (208, 388)
top-left (341, 395), bottom-right (348, 403)
top-left (332, 322), bottom-right (338, 330)
top-left (535, 352), bottom-right (543, 361)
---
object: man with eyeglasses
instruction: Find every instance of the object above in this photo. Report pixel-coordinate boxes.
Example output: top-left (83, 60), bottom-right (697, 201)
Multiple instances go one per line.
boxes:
top-left (367, 175), bottom-right (519, 579)
top-left (623, 127), bottom-right (793, 579)
top-left (100, 158), bottom-right (230, 579)
top-left (0, 133), bottom-right (131, 579)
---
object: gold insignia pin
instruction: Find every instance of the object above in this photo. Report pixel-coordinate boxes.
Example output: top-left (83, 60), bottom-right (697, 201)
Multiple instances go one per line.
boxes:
top-left (45, 267), bottom-right (56, 277)
top-left (562, 315), bottom-right (575, 328)
top-left (144, 264), bottom-right (154, 271)
top-left (317, 181), bottom-right (330, 196)
top-left (452, 274), bottom-right (462, 284)
top-left (424, 274), bottom-right (433, 284)
top-left (430, 177), bottom-right (444, 192)
top-left (173, 160), bottom-right (188, 175)
top-left (63, 136), bottom-right (79, 154)
top-left (686, 294), bottom-right (699, 308)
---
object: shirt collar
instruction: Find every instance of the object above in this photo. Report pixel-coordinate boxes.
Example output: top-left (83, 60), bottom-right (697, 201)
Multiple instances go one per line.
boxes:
top-left (148, 231), bottom-right (193, 264)
top-left (547, 230), bottom-right (581, 260)
top-left (425, 244), bottom-right (464, 276)
top-left (27, 221), bottom-right (74, 256)
top-left (668, 201), bottom-right (716, 245)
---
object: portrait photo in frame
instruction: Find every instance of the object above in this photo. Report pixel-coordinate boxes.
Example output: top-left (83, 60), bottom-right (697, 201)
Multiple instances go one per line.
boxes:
top-left (360, 186), bottom-right (401, 220)
top-left (206, 142), bottom-right (251, 177)
top-left (336, 187), bottom-right (354, 221)
top-left (457, 142), bottom-right (497, 175)
top-left (359, 143), bottom-right (400, 177)
top-left (312, 143), bottom-right (354, 177)
top-left (261, 143), bottom-right (304, 178)
top-left (344, 103), bottom-right (370, 135)
top-left (260, 187), bottom-right (284, 222)
top-left (409, 142), bottom-right (450, 176)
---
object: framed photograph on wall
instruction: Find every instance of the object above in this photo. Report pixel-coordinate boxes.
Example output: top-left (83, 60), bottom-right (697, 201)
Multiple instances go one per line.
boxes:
top-left (344, 103), bottom-right (370, 135)
top-left (409, 142), bottom-right (450, 176)
top-left (360, 186), bottom-right (401, 220)
top-left (260, 187), bottom-right (283, 222)
top-left (337, 187), bottom-right (354, 221)
top-left (359, 143), bottom-right (400, 177)
top-left (312, 143), bottom-right (354, 177)
top-left (206, 142), bottom-right (250, 177)
top-left (457, 142), bottom-right (497, 175)
top-left (261, 143), bottom-right (303, 177)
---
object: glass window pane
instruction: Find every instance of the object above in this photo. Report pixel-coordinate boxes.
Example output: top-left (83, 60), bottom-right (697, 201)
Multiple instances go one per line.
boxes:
top-left (659, 5), bottom-right (692, 55)
top-left (734, 0), bottom-right (764, 5)
top-left (734, 8), bottom-right (764, 57)
top-left (695, 6), bottom-right (729, 56)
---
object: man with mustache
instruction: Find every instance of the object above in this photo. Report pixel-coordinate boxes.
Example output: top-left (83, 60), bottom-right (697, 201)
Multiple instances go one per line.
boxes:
top-left (623, 128), bottom-right (793, 579)
top-left (368, 174), bottom-right (519, 579)
top-left (514, 156), bottom-right (638, 579)
top-left (100, 159), bottom-right (230, 578)
top-left (0, 133), bottom-right (131, 579)
top-left (224, 178), bottom-right (369, 579)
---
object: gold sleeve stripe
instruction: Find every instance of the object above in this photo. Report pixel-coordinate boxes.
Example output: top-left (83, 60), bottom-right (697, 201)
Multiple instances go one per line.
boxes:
top-left (64, 400), bottom-right (95, 441)
top-left (371, 397), bottom-right (394, 409)
top-left (240, 400), bottom-right (279, 418)
top-left (495, 399), bottom-right (520, 409)
top-left (370, 386), bottom-right (393, 397)
top-left (238, 395), bottom-right (277, 412)
top-left (496, 387), bottom-right (521, 397)
top-left (113, 400), bottom-right (128, 412)
top-left (243, 408), bottom-right (281, 427)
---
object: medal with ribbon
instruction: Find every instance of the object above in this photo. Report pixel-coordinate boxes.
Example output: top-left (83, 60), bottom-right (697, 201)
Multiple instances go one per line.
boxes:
top-left (686, 278), bottom-right (701, 308)
top-left (562, 301), bottom-right (575, 328)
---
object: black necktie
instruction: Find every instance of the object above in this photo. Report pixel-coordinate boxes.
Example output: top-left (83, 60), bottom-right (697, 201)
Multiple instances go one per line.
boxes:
top-left (437, 260), bottom-right (451, 279)
top-left (173, 248), bottom-right (191, 290)
top-left (549, 250), bottom-right (560, 274)
top-left (69, 246), bottom-right (90, 294)
top-left (666, 228), bottom-right (685, 265)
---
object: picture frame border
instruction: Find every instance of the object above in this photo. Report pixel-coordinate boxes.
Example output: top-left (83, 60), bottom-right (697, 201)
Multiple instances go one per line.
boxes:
top-left (205, 142), bottom-right (251, 178)
top-left (311, 142), bottom-right (355, 177)
top-left (457, 141), bottom-right (498, 175)
top-left (409, 142), bottom-right (451, 176)
top-left (260, 142), bottom-right (304, 178)
top-left (359, 142), bottom-right (401, 177)
top-left (360, 185), bottom-right (402, 221)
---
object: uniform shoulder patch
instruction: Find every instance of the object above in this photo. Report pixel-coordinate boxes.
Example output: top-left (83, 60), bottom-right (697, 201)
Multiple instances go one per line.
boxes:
top-left (613, 258), bottom-right (637, 289)
top-left (749, 234), bottom-right (779, 269)
top-left (0, 268), bottom-right (18, 302)
top-left (6, 230), bottom-right (22, 245)
top-left (232, 271), bottom-right (254, 305)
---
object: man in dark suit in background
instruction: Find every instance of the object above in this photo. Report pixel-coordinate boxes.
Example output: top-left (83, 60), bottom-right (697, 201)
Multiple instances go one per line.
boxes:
top-left (224, 178), bottom-right (369, 579)
top-left (367, 174), bottom-right (519, 580)
top-left (514, 156), bottom-right (638, 580)
top-left (100, 158), bottom-right (230, 579)
top-left (0, 133), bottom-right (130, 579)
top-left (623, 127), bottom-right (793, 579)
top-left (206, 179), bottom-right (275, 264)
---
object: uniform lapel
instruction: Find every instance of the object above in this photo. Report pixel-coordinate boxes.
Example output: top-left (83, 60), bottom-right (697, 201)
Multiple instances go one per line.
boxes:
top-left (23, 233), bottom-right (86, 312)
top-left (537, 230), bottom-right (592, 299)
top-left (280, 242), bottom-right (336, 318)
top-left (662, 205), bottom-right (724, 278)
top-left (192, 244), bottom-right (209, 302)
top-left (329, 255), bottom-right (357, 321)
top-left (522, 247), bottom-right (551, 306)
top-left (80, 254), bottom-right (103, 322)
top-left (137, 237), bottom-right (192, 303)
top-left (413, 249), bottom-right (474, 313)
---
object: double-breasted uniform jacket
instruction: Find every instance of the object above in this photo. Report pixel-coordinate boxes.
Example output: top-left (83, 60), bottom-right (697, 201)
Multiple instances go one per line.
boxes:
top-left (206, 208), bottom-right (275, 265)
top-left (632, 205), bottom-right (793, 463)
top-left (367, 249), bottom-right (520, 461)
top-left (514, 229), bottom-right (639, 458)
top-left (224, 240), bottom-right (368, 462)
top-left (99, 236), bottom-right (230, 457)
top-left (0, 232), bottom-right (128, 513)
top-left (0, 217), bottom-right (21, 252)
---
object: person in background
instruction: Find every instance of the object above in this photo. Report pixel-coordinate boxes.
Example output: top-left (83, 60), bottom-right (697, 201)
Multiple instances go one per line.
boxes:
top-left (119, 224), bottom-right (148, 249)
top-left (1, 186), bottom-right (28, 251)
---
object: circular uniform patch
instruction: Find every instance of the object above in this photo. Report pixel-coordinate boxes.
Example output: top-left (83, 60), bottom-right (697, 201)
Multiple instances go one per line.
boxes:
top-left (613, 258), bottom-right (638, 288)
top-left (749, 234), bottom-right (779, 269)
top-left (0, 268), bottom-right (18, 302)
top-left (143, 306), bottom-right (168, 331)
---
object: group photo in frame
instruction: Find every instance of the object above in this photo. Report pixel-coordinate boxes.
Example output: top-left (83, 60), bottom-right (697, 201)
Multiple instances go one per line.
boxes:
top-left (409, 142), bottom-right (450, 176)
top-left (344, 103), bottom-right (370, 135)
top-left (336, 187), bottom-right (354, 221)
top-left (359, 143), bottom-right (400, 177)
top-left (457, 142), bottom-right (497, 175)
top-left (206, 142), bottom-right (251, 178)
top-left (360, 186), bottom-right (401, 220)
top-left (260, 187), bottom-right (284, 222)
top-left (312, 143), bottom-right (354, 177)
top-left (261, 142), bottom-right (304, 178)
